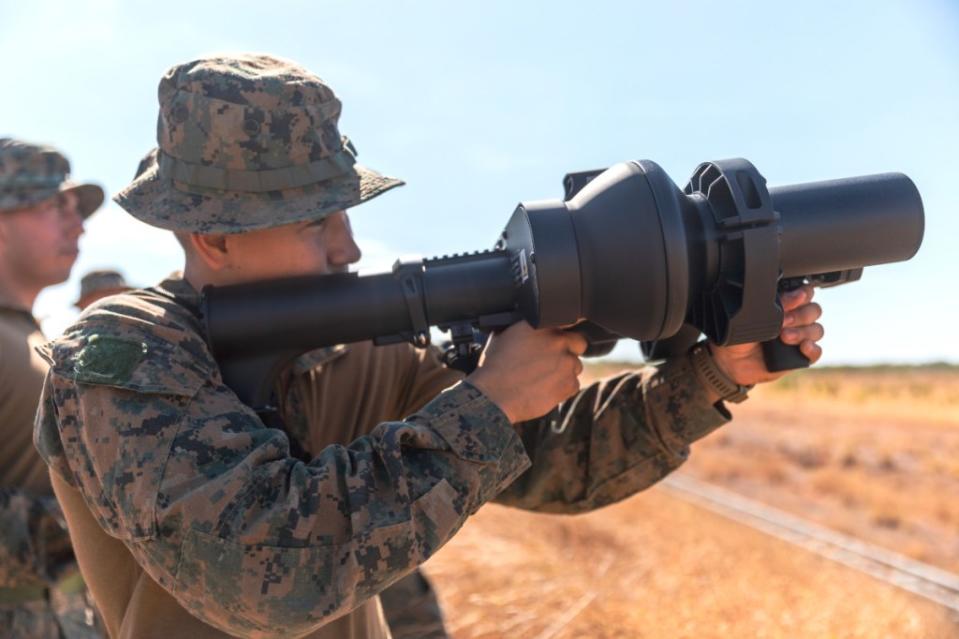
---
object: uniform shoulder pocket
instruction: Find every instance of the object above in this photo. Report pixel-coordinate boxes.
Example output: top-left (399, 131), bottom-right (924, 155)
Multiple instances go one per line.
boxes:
top-left (44, 324), bottom-right (215, 542)
top-left (51, 329), bottom-right (212, 398)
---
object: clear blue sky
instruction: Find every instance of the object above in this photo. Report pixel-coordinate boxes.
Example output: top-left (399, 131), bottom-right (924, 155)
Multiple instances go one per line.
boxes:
top-left (2, 0), bottom-right (956, 364)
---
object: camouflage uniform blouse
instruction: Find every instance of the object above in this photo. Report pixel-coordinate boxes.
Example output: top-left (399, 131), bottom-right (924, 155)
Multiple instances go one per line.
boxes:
top-left (34, 276), bottom-right (729, 638)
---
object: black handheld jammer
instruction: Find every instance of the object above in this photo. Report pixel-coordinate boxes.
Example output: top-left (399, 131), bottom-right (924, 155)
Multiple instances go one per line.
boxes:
top-left (202, 158), bottom-right (924, 412)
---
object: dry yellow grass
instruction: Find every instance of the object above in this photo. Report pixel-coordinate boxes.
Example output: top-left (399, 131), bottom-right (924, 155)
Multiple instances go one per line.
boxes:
top-left (757, 365), bottom-right (959, 424)
top-left (425, 491), bottom-right (957, 638)
top-left (684, 366), bottom-right (959, 573)
top-left (422, 363), bottom-right (959, 638)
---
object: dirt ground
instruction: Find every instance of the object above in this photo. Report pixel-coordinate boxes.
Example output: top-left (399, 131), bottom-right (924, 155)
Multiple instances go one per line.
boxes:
top-left (423, 364), bottom-right (959, 638)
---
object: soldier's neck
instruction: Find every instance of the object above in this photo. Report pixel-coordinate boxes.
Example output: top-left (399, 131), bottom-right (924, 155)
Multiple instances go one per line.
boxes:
top-left (182, 258), bottom-right (256, 292)
top-left (182, 260), bottom-right (214, 294)
top-left (0, 268), bottom-right (40, 311)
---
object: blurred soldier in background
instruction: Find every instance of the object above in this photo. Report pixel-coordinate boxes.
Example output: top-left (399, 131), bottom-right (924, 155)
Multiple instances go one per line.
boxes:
top-left (0, 138), bottom-right (104, 638)
top-left (73, 270), bottom-right (132, 311)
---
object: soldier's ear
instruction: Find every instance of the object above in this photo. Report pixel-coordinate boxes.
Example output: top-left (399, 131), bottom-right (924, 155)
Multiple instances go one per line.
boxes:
top-left (188, 233), bottom-right (231, 271)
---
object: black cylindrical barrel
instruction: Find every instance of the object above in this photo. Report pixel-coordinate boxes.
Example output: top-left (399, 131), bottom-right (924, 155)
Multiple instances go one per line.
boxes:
top-left (203, 252), bottom-right (517, 358)
top-left (422, 253), bottom-right (518, 322)
top-left (772, 173), bottom-right (924, 277)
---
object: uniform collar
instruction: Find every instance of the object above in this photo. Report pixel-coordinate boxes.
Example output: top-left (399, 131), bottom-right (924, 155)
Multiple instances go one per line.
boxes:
top-left (0, 290), bottom-right (31, 313)
top-left (153, 272), bottom-right (199, 312)
top-left (0, 293), bottom-right (40, 330)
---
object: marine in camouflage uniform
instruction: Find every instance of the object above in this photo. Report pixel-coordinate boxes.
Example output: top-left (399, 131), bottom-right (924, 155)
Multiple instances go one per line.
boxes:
top-left (73, 270), bottom-right (133, 311)
top-left (0, 138), bottom-right (104, 638)
top-left (32, 55), bottom-right (818, 639)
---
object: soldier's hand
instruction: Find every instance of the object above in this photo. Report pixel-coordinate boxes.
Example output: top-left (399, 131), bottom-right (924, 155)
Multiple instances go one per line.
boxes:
top-left (467, 321), bottom-right (587, 423)
top-left (709, 284), bottom-right (824, 386)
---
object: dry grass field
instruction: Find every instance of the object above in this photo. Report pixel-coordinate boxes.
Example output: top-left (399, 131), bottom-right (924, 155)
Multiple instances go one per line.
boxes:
top-left (684, 364), bottom-right (959, 574)
top-left (423, 363), bottom-right (959, 638)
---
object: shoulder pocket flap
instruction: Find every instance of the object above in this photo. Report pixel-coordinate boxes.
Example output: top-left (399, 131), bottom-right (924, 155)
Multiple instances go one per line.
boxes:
top-left (52, 333), bottom-right (207, 397)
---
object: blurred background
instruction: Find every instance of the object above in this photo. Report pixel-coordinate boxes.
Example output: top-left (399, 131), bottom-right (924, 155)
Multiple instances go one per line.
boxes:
top-left (3, 1), bottom-right (957, 637)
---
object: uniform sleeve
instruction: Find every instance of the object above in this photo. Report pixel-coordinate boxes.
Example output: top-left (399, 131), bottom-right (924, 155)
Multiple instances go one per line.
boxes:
top-left (494, 352), bottom-right (730, 513)
top-left (35, 367), bottom-right (529, 638)
top-left (0, 488), bottom-right (73, 587)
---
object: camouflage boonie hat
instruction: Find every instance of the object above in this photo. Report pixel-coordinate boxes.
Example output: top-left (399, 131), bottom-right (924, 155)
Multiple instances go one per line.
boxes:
top-left (0, 138), bottom-right (104, 217)
top-left (74, 269), bottom-right (132, 308)
top-left (114, 54), bottom-right (404, 233)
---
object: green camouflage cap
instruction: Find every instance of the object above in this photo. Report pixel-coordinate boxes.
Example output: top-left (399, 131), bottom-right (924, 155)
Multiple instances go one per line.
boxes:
top-left (114, 54), bottom-right (404, 234)
top-left (0, 138), bottom-right (104, 217)
top-left (74, 269), bottom-right (132, 308)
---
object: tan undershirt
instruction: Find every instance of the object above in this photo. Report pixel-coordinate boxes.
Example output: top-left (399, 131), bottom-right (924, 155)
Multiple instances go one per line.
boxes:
top-left (0, 305), bottom-right (51, 495)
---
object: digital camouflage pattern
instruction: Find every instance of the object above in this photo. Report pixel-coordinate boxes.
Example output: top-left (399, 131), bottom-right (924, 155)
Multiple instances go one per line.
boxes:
top-left (277, 342), bottom-right (453, 638)
top-left (0, 600), bottom-right (61, 639)
top-left (496, 355), bottom-right (731, 513)
top-left (114, 54), bottom-right (404, 233)
top-left (35, 278), bottom-right (529, 638)
top-left (0, 490), bottom-right (71, 588)
top-left (1, 588), bottom-right (101, 639)
top-left (0, 138), bottom-right (103, 216)
top-left (74, 270), bottom-right (132, 309)
top-left (34, 276), bottom-right (730, 637)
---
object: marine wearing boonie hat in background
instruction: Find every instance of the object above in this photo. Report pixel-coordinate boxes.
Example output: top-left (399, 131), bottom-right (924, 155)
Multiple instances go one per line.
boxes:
top-left (73, 270), bottom-right (133, 310)
top-left (0, 138), bottom-right (104, 638)
top-left (0, 139), bottom-right (103, 219)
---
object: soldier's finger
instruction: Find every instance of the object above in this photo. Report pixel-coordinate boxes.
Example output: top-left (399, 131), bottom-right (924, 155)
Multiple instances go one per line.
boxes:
top-left (572, 356), bottom-right (585, 377)
top-left (565, 331), bottom-right (589, 356)
top-left (783, 302), bottom-right (822, 328)
top-left (781, 322), bottom-right (824, 345)
top-left (564, 375), bottom-right (581, 397)
top-left (782, 285), bottom-right (815, 312)
top-left (800, 339), bottom-right (823, 364)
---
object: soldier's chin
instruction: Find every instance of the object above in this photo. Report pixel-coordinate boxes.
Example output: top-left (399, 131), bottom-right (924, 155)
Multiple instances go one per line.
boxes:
top-left (48, 256), bottom-right (79, 285)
